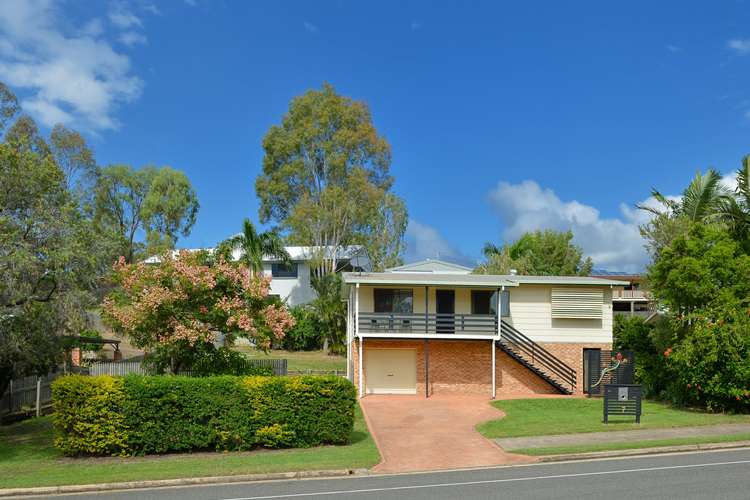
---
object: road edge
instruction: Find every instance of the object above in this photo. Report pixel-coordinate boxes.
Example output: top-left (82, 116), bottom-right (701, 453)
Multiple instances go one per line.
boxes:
top-left (535, 440), bottom-right (750, 462)
top-left (0, 468), bottom-right (370, 498)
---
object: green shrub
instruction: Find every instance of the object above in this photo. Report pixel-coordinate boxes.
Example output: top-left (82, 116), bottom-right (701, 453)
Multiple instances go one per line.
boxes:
top-left (282, 306), bottom-right (322, 351)
top-left (52, 374), bottom-right (355, 456)
top-left (189, 348), bottom-right (274, 376)
top-left (667, 301), bottom-right (750, 412)
top-left (613, 314), bottom-right (671, 397)
top-left (52, 375), bottom-right (129, 456)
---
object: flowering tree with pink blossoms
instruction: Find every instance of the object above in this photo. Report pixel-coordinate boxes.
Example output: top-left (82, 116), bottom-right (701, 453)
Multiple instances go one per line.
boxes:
top-left (102, 251), bottom-right (294, 373)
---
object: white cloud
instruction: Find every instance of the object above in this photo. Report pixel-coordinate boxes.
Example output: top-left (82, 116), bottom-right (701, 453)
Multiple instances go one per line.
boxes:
top-left (108, 3), bottom-right (142, 29)
top-left (0, 0), bottom-right (144, 131)
top-left (488, 180), bottom-right (650, 272)
top-left (727, 38), bottom-right (750, 55)
top-left (118, 31), bottom-right (147, 46)
top-left (303, 21), bottom-right (318, 34)
top-left (404, 220), bottom-right (475, 267)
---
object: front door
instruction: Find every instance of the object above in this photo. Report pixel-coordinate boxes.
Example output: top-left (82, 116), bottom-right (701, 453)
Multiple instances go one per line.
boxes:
top-left (435, 290), bottom-right (455, 333)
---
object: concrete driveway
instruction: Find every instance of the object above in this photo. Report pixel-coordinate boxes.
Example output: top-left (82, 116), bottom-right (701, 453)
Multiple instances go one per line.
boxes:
top-left (360, 394), bottom-right (534, 473)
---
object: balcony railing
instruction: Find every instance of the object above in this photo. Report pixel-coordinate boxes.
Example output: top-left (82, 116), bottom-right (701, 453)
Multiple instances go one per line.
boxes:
top-left (358, 312), bottom-right (497, 336)
top-left (612, 289), bottom-right (650, 300)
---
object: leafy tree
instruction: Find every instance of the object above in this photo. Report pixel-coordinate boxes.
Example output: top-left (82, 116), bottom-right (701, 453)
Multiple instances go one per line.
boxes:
top-left (648, 224), bottom-right (750, 320)
top-left (255, 83), bottom-right (407, 274)
top-left (4, 115), bottom-right (51, 156)
top-left (638, 169), bottom-right (731, 256)
top-left (102, 251), bottom-right (295, 373)
top-left (216, 218), bottom-right (290, 275)
top-left (49, 124), bottom-right (97, 194)
top-left (613, 315), bottom-right (671, 397)
top-left (310, 273), bottom-right (347, 354)
top-left (282, 306), bottom-right (323, 351)
top-left (666, 299), bottom-right (750, 412)
top-left (94, 164), bottom-right (199, 263)
top-left (0, 140), bottom-right (115, 396)
top-left (359, 192), bottom-right (408, 271)
top-left (477, 229), bottom-right (593, 276)
top-left (0, 82), bottom-right (19, 133)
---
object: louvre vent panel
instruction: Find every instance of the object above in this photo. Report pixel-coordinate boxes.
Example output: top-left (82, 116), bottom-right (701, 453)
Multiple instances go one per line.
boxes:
top-left (551, 288), bottom-right (603, 319)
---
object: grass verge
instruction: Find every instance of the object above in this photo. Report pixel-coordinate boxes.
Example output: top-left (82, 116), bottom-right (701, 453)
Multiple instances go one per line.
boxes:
top-left (477, 398), bottom-right (750, 439)
top-left (509, 433), bottom-right (750, 456)
top-left (0, 406), bottom-right (378, 489)
top-left (234, 348), bottom-right (346, 372)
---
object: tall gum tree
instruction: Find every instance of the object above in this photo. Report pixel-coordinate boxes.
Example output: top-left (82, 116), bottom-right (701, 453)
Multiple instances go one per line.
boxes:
top-left (255, 83), bottom-right (407, 273)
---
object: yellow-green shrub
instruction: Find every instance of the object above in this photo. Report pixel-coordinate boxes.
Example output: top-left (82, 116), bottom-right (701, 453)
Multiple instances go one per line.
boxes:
top-left (52, 374), bottom-right (355, 456)
top-left (52, 375), bottom-right (130, 456)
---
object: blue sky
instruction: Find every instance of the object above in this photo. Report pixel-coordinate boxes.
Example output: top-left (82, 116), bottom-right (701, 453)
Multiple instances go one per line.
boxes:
top-left (3, 1), bottom-right (750, 272)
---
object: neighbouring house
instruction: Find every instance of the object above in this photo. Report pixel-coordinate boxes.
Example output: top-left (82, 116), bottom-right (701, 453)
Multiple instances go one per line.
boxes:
top-left (343, 259), bottom-right (628, 398)
top-left (590, 269), bottom-right (655, 320)
top-left (146, 245), bottom-right (370, 307)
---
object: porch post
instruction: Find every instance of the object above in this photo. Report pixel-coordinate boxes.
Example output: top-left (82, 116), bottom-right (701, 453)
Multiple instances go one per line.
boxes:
top-left (424, 286), bottom-right (428, 333)
top-left (355, 283), bottom-right (360, 337)
top-left (491, 339), bottom-right (496, 399)
top-left (358, 336), bottom-right (364, 399)
top-left (425, 339), bottom-right (430, 398)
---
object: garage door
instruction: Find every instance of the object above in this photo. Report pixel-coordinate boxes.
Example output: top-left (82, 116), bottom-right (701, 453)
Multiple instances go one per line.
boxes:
top-left (365, 348), bottom-right (417, 395)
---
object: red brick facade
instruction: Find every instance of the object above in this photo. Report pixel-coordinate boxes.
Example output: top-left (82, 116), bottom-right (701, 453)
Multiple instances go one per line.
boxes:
top-left (351, 338), bottom-right (612, 397)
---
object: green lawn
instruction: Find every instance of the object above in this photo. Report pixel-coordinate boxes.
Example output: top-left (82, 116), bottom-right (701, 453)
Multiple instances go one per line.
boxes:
top-left (0, 406), bottom-right (379, 490)
top-left (477, 398), bottom-right (750, 439)
top-left (234, 348), bottom-right (346, 372)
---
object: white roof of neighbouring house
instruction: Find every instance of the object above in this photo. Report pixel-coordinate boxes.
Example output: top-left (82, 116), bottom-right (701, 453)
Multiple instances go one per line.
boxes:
top-left (343, 271), bottom-right (629, 287)
top-left (144, 245), bottom-right (368, 265)
top-left (387, 259), bottom-right (473, 274)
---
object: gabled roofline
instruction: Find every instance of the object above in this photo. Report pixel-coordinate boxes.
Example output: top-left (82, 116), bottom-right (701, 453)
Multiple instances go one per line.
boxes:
top-left (387, 259), bottom-right (473, 273)
top-left (343, 271), bottom-right (629, 287)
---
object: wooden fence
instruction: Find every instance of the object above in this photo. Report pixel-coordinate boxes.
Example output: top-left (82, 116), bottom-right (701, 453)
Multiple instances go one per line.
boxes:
top-left (88, 358), bottom-right (289, 377)
top-left (1, 372), bottom-right (61, 416)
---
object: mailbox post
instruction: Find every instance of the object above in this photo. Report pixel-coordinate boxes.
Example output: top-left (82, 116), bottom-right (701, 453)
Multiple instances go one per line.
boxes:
top-left (603, 384), bottom-right (642, 423)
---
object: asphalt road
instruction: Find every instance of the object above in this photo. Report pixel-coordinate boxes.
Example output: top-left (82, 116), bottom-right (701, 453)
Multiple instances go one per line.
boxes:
top-left (17, 448), bottom-right (750, 500)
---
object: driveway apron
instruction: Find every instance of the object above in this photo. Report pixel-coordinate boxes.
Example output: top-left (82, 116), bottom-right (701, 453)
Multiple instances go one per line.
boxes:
top-left (360, 394), bottom-right (534, 473)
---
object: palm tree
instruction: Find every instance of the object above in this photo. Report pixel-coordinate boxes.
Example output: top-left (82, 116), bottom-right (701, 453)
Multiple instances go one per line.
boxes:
top-left (718, 156), bottom-right (750, 244)
top-left (637, 169), bottom-right (731, 222)
top-left (217, 219), bottom-right (290, 275)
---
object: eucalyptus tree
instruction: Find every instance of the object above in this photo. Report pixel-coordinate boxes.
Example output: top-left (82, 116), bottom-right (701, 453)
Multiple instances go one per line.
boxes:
top-left (255, 83), bottom-right (407, 275)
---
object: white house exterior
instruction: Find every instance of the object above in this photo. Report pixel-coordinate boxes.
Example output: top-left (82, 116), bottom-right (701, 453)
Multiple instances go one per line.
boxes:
top-left (145, 245), bottom-right (370, 307)
top-left (343, 259), bottom-right (627, 399)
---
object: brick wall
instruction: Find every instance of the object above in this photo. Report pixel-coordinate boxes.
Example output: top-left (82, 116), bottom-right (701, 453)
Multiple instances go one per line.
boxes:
top-left (538, 342), bottom-right (612, 394)
top-left (351, 338), bottom-right (611, 397)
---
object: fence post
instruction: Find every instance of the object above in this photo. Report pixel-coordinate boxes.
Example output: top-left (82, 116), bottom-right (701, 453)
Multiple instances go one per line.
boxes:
top-left (35, 377), bottom-right (41, 417)
top-left (8, 379), bottom-right (12, 414)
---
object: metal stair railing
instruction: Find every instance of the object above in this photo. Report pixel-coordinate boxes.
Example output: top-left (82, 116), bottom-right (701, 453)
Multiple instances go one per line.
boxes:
top-left (499, 320), bottom-right (577, 393)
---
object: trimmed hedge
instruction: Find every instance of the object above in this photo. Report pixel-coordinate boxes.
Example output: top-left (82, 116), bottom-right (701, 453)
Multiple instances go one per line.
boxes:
top-left (52, 374), bottom-right (355, 456)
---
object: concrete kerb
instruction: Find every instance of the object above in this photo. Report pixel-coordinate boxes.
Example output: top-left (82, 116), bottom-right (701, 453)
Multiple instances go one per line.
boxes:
top-left (0, 468), bottom-right (370, 498)
top-left (536, 440), bottom-right (750, 463)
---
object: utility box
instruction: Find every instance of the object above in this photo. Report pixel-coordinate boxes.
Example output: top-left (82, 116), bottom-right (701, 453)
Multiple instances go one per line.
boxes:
top-left (603, 384), bottom-right (642, 423)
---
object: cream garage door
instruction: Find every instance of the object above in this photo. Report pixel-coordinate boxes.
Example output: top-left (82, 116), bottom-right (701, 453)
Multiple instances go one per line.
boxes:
top-left (365, 348), bottom-right (417, 395)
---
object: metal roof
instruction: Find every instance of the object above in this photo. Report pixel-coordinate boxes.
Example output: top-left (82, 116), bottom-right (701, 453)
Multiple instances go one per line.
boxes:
top-left (343, 272), bottom-right (518, 287)
top-left (343, 272), bottom-right (629, 287)
top-left (387, 259), bottom-right (473, 274)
